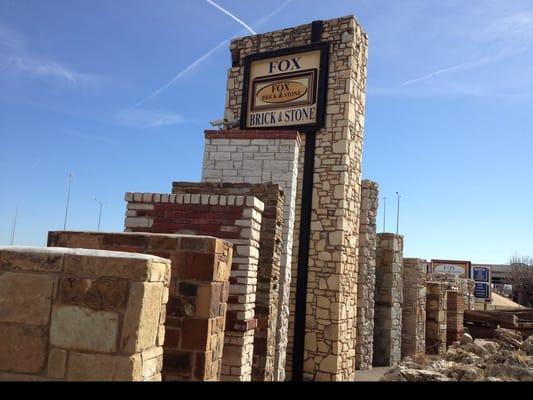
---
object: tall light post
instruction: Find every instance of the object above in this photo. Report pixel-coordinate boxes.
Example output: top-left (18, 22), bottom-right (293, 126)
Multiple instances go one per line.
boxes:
top-left (95, 199), bottom-right (103, 232)
top-left (396, 192), bottom-right (401, 235)
top-left (9, 207), bottom-right (18, 245)
top-left (63, 173), bottom-right (73, 230)
top-left (382, 196), bottom-right (387, 233)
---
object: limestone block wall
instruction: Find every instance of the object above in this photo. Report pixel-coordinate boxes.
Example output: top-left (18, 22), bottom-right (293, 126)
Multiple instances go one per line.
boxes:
top-left (47, 231), bottom-right (232, 381)
top-left (373, 234), bottom-right (403, 367)
top-left (0, 246), bottom-right (169, 381)
top-left (401, 258), bottom-right (427, 358)
top-left (355, 180), bottom-right (378, 369)
top-left (446, 291), bottom-right (464, 346)
top-left (171, 181), bottom-right (284, 381)
top-left (426, 282), bottom-right (448, 355)
top-left (201, 130), bottom-right (300, 381)
top-left (124, 192), bottom-right (263, 381)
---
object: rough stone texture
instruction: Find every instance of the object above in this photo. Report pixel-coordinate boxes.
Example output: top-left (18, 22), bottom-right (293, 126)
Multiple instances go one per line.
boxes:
top-left (226, 15), bottom-right (368, 381)
top-left (373, 234), bottom-right (403, 367)
top-left (48, 231), bottom-right (233, 381)
top-left (428, 273), bottom-right (475, 311)
top-left (122, 192), bottom-right (264, 381)
top-left (401, 258), bottom-right (427, 358)
top-left (355, 180), bottom-right (378, 370)
top-left (0, 246), bottom-right (169, 381)
top-left (201, 131), bottom-right (299, 381)
top-left (171, 181), bottom-right (285, 382)
top-left (426, 282), bottom-right (448, 355)
top-left (446, 291), bottom-right (465, 346)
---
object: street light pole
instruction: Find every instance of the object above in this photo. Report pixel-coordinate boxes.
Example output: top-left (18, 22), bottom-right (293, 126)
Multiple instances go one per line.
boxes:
top-left (63, 173), bottom-right (73, 230)
top-left (95, 200), bottom-right (103, 232)
top-left (382, 196), bottom-right (387, 233)
top-left (9, 207), bottom-right (18, 245)
top-left (396, 192), bottom-right (401, 235)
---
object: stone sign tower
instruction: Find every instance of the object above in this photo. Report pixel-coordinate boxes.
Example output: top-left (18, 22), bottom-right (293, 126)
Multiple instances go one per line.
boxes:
top-left (205, 15), bottom-right (368, 381)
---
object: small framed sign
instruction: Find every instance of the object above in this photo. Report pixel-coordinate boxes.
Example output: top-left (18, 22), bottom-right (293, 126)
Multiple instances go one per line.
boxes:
top-left (430, 259), bottom-right (471, 279)
top-left (240, 42), bottom-right (329, 131)
top-left (474, 282), bottom-right (491, 300)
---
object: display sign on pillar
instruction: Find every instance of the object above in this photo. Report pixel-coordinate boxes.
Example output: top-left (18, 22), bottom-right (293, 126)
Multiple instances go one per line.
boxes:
top-left (240, 43), bottom-right (329, 131)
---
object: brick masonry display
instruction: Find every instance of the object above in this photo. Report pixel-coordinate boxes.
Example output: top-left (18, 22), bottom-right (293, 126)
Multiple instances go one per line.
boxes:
top-left (0, 246), bottom-right (169, 381)
top-left (202, 130), bottom-right (300, 381)
top-left (47, 231), bottom-right (233, 381)
top-left (123, 192), bottom-right (264, 381)
top-left (171, 182), bottom-right (284, 381)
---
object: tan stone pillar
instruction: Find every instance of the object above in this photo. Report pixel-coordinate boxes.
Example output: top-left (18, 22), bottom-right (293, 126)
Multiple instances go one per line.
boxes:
top-left (373, 233), bottom-right (403, 366)
top-left (401, 258), bottom-right (427, 358)
top-left (355, 180), bottom-right (379, 369)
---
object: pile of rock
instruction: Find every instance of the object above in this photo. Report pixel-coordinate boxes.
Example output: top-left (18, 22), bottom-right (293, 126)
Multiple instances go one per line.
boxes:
top-left (382, 328), bottom-right (533, 381)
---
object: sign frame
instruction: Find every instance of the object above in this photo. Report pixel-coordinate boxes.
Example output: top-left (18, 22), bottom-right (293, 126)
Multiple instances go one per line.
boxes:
top-left (430, 259), bottom-right (472, 279)
top-left (239, 42), bottom-right (330, 131)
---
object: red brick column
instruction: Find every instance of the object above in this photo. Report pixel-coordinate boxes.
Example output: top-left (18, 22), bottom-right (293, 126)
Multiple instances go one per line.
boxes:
top-left (124, 192), bottom-right (264, 381)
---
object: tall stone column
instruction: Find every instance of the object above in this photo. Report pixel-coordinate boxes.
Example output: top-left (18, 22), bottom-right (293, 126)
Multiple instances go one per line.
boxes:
top-left (373, 233), bottom-right (403, 367)
top-left (446, 291), bottom-right (464, 346)
top-left (355, 180), bottom-right (378, 369)
top-left (426, 282), bottom-right (447, 355)
top-left (401, 258), bottom-right (427, 358)
top-left (224, 16), bottom-right (369, 381)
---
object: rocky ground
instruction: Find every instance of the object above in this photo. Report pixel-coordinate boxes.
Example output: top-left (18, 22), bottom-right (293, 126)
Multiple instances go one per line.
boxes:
top-left (382, 328), bottom-right (533, 381)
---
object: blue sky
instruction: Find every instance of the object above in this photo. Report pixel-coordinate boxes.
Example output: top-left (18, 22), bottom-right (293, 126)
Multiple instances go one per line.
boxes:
top-left (1, 0), bottom-right (532, 264)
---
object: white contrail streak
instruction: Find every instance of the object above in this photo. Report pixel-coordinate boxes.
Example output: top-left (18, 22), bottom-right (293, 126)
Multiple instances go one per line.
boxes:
top-left (133, 0), bottom-right (292, 107)
top-left (132, 39), bottom-right (228, 107)
top-left (400, 56), bottom-right (499, 87)
top-left (206, 0), bottom-right (256, 35)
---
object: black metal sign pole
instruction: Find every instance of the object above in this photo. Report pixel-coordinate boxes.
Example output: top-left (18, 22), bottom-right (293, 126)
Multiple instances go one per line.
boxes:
top-left (292, 129), bottom-right (316, 381)
top-left (291, 20), bottom-right (324, 382)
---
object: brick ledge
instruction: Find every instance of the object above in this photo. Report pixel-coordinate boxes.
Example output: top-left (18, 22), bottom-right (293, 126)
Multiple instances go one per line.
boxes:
top-left (205, 129), bottom-right (301, 144)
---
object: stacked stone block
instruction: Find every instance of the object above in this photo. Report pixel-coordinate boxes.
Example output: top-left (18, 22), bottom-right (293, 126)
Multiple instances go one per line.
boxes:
top-left (446, 291), bottom-right (465, 346)
top-left (373, 234), bottom-right (403, 366)
top-left (355, 180), bottom-right (378, 369)
top-left (124, 192), bottom-right (263, 381)
top-left (401, 258), bottom-right (427, 358)
top-left (202, 130), bottom-right (300, 381)
top-left (171, 182), bottom-right (284, 381)
top-left (47, 231), bottom-right (232, 381)
top-left (426, 282), bottom-right (448, 355)
top-left (0, 246), bottom-right (169, 381)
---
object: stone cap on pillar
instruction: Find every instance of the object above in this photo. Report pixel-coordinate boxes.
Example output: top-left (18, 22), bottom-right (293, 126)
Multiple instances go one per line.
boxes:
top-left (205, 129), bottom-right (301, 145)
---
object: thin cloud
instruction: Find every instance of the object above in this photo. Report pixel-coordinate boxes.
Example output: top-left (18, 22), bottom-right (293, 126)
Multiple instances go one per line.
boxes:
top-left (0, 24), bottom-right (100, 86)
top-left (115, 108), bottom-right (186, 128)
top-left (133, 0), bottom-right (292, 107)
top-left (1, 54), bottom-right (99, 85)
top-left (62, 129), bottom-right (119, 145)
top-left (206, 0), bottom-right (256, 35)
top-left (400, 55), bottom-right (502, 87)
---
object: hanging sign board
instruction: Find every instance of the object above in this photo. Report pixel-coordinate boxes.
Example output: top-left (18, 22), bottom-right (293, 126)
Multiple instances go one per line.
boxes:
top-left (430, 259), bottom-right (471, 279)
top-left (240, 42), bottom-right (329, 131)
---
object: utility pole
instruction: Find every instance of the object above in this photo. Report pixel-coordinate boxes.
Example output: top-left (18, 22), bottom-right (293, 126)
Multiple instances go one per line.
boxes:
top-left (396, 192), bottom-right (401, 235)
top-left (63, 173), bottom-right (73, 230)
top-left (9, 207), bottom-right (18, 245)
top-left (382, 196), bottom-right (387, 233)
top-left (95, 199), bottom-right (103, 232)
